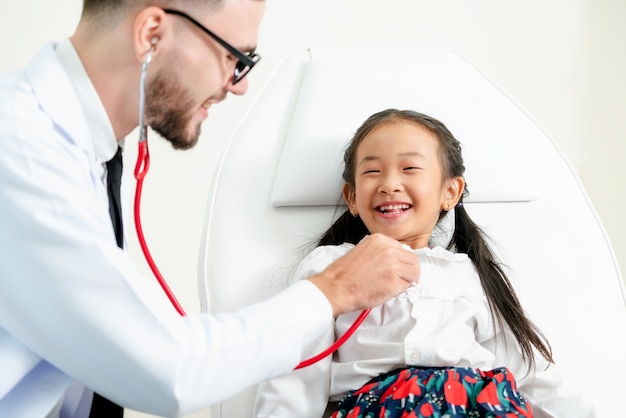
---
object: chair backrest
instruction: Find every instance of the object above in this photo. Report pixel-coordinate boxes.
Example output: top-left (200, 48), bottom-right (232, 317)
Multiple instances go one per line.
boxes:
top-left (198, 47), bottom-right (626, 418)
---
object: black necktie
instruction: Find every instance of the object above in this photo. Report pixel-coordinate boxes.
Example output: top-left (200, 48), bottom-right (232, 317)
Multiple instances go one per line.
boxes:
top-left (105, 146), bottom-right (124, 249)
top-left (91, 146), bottom-right (125, 418)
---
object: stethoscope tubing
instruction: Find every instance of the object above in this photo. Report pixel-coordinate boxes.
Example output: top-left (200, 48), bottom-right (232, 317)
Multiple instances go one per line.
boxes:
top-left (134, 41), bottom-right (186, 316)
top-left (133, 43), bottom-right (369, 368)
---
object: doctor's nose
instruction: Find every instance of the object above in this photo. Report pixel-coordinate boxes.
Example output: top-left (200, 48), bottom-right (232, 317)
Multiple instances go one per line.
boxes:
top-left (225, 75), bottom-right (249, 96)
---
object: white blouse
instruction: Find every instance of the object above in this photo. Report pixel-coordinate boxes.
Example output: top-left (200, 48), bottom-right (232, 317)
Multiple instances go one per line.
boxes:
top-left (255, 243), bottom-right (595, 418)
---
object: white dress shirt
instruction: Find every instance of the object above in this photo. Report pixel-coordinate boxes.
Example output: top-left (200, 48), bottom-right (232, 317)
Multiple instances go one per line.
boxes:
top-left (255, 243), bottom-right (595, 418)
top-left (0, 40), bottom-right (333, 417)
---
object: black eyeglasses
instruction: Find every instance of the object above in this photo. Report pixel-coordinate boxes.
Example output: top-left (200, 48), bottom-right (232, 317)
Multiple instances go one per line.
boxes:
top-left (163, 8), bottom-right (261, 85)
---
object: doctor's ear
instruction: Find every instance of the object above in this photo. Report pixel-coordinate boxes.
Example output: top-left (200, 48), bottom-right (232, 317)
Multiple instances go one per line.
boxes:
top-left (133, 6), bottom-right (166, 61)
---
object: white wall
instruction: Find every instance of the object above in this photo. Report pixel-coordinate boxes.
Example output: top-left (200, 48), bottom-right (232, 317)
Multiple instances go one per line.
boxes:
top-left (1, 1), bottom-right (624, 417)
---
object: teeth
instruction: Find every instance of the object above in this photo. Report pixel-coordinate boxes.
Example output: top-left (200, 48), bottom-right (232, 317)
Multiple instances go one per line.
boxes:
top-left (378, 204), bottom-right (410, 213)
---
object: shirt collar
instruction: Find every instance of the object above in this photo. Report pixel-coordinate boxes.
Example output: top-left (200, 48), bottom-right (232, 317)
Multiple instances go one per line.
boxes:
top-left (54, 38), bottom-right (121, 163)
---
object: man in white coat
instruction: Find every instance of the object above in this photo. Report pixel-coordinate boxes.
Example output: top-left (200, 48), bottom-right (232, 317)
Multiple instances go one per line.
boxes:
top-left (0, 0), bottom-right (420, 417)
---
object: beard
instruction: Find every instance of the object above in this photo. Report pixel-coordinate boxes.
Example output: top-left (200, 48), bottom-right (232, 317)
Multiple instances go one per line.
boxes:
top-left (144, 71), bottom-right (201, 150)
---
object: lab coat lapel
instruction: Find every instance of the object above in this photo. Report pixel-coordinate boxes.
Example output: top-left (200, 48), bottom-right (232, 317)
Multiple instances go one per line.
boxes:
top-left (25, 42), bottom-right (91, 152)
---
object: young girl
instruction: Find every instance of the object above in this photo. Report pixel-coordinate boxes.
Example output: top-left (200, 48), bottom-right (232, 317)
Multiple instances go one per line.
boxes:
top-left (254, 109), bottom-right (593, 417)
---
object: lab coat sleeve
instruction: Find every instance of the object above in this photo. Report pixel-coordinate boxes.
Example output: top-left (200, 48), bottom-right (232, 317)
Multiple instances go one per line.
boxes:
top-left (480, 324), bottom-right (596, 418)
top-left (0, 72), bottom-right (333, 416)
top-left (254, 246), bottom-right (342, 418)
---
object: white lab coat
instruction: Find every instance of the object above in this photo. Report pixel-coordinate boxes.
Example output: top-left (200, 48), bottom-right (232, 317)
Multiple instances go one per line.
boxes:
top-left (0, 42), bottom-right (332, 417)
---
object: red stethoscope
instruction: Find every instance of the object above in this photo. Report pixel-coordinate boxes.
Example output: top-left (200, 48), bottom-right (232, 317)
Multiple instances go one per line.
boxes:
top-left (133, 41), bottom-right (370, 370)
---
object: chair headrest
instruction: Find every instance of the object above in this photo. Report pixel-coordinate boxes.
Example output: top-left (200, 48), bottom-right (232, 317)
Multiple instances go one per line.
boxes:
top-left (270, 47), bottom-right (537, 207)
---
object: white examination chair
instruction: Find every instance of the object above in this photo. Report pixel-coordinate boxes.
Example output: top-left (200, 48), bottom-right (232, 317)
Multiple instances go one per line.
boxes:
top-left (198, 47), bottom-right (626, 417)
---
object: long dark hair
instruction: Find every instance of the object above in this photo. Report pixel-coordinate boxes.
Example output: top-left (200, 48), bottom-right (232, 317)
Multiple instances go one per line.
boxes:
top-left (319, 109), bottom-right (553, 369)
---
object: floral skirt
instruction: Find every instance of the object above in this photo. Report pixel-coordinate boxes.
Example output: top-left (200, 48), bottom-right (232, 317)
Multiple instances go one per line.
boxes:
top-left (331, 366), bottom-right (533, 418)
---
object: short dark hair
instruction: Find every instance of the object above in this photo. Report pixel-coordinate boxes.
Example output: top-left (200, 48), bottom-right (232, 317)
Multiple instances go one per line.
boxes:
top-left (80, 0), bottom-right (225, 25)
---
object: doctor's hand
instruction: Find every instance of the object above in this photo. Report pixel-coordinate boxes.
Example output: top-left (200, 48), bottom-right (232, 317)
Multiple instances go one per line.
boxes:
top-left (308, 233), bottom-right (420, 316)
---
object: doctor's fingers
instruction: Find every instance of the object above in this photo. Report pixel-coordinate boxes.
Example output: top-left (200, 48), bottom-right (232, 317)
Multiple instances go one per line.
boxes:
top-left (361, 242), bottom-right (421, 287)
top-left (310, 234), bottom-right (420, 315)
top-left (346, 234), bottom-right (420, 288)
top-left (358, 233), bottom-right (421, 276)
top-left (340, 255), bottom-right (420, 313)
top-left (391, 245), bottom-right (421, 285)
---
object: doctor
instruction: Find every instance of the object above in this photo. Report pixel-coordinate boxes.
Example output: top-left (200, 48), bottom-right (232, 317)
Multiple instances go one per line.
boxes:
top-left (0, 0), bottom-right (419, 417)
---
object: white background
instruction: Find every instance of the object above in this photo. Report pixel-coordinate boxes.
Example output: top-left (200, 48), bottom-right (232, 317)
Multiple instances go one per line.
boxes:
top-left (1, 1), bottom-right (624, 417)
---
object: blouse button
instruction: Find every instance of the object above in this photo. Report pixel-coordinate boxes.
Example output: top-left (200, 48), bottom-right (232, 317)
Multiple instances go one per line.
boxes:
top-left (409, 351), bottom-right (421, 363)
